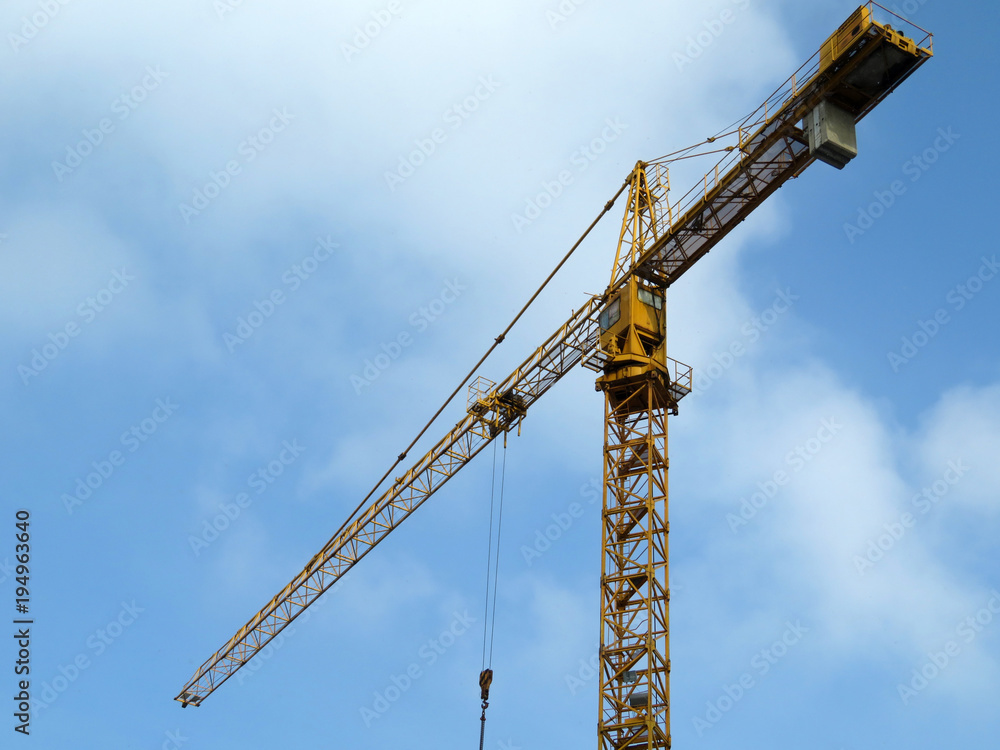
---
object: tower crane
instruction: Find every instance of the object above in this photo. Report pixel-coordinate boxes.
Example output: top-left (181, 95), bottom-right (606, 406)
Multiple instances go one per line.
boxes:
top-left (177, 5), bottom-right (933, 748)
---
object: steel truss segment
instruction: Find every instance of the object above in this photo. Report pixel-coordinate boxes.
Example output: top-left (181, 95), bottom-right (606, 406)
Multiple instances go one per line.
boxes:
top-left (611, 164), bottom-right (660, 288)
top-left (176, 299), bottom-right (604, 706)
top-left (638, 137), bottom-right (810, 289)
top-left (599, 377), bottom-right (671, 750)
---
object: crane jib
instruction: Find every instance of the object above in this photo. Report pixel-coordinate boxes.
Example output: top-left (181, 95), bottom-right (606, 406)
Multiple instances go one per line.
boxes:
top-left (176, 299), bottom-right (602, 706)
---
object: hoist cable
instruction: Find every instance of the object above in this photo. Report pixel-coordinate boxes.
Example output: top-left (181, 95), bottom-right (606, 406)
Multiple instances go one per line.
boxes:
top-left (480, 440), bottom-right (499, 672)
top-left (478, 439), bottom-right (507, 749)
top-left (487, 439), bottom-right (507, 667)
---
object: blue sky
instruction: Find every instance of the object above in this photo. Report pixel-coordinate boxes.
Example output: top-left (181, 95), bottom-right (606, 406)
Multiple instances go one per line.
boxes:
top-left (2, 0), bottom-right (998, 748)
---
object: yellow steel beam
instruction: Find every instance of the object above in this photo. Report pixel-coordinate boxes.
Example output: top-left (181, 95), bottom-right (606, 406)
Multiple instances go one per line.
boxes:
top-left (597, 166), bottom-right (682, 750)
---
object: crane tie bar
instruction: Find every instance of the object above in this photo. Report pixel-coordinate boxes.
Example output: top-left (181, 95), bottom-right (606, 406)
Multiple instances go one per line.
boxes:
top-left (325, 180), bottom-right (630, 548)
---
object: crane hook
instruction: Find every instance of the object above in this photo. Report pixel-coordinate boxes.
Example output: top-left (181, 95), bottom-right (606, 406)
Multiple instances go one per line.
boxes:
top-left (479, 668), bottom-right (493, 705)
top-left (478, 669), bottom-right (494, 750)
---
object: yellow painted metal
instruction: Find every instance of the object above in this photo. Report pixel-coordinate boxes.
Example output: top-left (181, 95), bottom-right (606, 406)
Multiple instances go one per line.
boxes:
top-left (609, 163), bottom-right (660, 289)
top-left (467, 375), bottom-right (529, 437)
top-left (596, 164), bottom-right (685, 750)
top-left (626, 3), bottom-right (931, 290)
top-left (819, 5), bottom-right (873, 73)
top-left (598, 278), bottom-right (665, 379)
top-left (598, 371), bottom-right (674, 750)
top-left (175, 7), bottom-right (933, 739)
top-left (819, 3), bottom-right (931, 74)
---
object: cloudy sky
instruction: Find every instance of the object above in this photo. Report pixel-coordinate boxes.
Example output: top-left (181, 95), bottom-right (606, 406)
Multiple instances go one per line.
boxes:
top-left (2, 0), bottom-right (998, 748)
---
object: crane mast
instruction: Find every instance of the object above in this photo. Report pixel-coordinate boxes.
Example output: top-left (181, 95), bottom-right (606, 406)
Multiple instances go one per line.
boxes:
top-left (177, 5), bottom-right (932, 748)
top-left (593, 168), bottom-right (679, 750)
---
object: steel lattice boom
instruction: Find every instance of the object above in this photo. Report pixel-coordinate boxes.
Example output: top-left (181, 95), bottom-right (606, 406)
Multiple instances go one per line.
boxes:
top-left (177, 299), bottom-right (603, 706)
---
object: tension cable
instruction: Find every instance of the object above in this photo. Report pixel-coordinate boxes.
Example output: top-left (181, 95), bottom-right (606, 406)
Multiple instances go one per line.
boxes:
top-left (478, 435), bottom-right (509, 748)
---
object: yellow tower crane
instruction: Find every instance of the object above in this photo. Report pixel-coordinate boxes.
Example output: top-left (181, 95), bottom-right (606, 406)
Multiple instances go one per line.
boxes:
top-left (176, 5), bottom-right (933, 748)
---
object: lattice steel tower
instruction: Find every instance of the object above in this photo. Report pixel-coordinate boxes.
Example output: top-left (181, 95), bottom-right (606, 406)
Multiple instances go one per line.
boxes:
top-left (590, 165), bottom-right (686, 749)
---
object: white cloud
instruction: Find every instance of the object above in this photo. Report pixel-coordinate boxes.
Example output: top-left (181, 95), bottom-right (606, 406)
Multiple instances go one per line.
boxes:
top-left (0, 207), bottom-right (134, 331)
top-left (913, 383), bottom-right (1000, 514)
top-left (673, 347), bottom-right (1000, 701)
